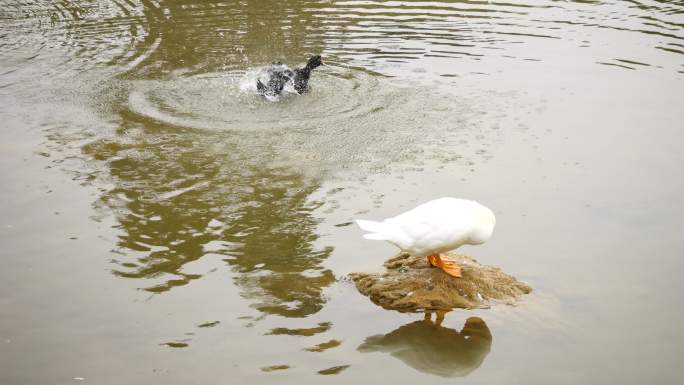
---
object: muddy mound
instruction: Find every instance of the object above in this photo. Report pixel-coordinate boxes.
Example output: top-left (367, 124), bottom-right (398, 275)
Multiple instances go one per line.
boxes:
top-left (349, 253), bottom-right (531, 312)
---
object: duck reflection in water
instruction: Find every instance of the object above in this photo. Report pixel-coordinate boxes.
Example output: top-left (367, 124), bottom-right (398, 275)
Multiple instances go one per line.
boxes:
top-left (358, 312), bottom-right (492, 378)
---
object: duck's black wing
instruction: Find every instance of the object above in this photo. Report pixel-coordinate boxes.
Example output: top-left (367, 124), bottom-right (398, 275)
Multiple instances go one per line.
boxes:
top-left (292, 68), bottom-right (311, 94)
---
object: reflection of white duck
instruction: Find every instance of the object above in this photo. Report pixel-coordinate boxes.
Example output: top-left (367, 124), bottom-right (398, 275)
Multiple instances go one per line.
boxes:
top-left (358, 315), bottom-right (492, 377)
top-left (355, 198), bottom-right (496, 278)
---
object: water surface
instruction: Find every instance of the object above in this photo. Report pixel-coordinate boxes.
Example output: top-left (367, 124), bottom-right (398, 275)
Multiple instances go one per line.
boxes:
top-left (1, 1), bottom-right (683, 384)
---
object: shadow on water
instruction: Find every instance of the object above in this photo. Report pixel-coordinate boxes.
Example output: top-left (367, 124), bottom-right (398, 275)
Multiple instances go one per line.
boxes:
top-left (358, 315), bottom-right (492, 378)
top-left (118, 0), bottom-right (329, 77)
top-left (82, 110), bottom-right (335, 317)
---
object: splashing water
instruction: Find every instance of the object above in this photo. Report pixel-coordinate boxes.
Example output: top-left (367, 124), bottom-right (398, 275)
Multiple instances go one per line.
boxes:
top-left (239, 65), bottom-right (300, 102)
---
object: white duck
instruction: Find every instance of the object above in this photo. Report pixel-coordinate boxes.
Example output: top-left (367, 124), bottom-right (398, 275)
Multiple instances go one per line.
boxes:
top-left (355, 198), bottom-right (496, 278)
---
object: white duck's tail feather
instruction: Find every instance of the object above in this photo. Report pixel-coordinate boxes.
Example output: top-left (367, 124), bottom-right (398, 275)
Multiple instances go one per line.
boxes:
top-left (355, 219), bottom-right (405, 246)
top-left (363, 233), bottom-right (388, 241)
top-left (355, 219), bottom-right (387, 234)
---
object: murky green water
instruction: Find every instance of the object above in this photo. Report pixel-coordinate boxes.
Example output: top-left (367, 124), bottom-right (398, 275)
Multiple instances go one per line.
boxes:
top-left (1, 1), bottom-right (683, 384)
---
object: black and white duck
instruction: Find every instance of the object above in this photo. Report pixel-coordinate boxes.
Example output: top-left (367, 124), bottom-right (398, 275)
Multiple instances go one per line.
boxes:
top-left (256, 55), bottom-right (323, 97)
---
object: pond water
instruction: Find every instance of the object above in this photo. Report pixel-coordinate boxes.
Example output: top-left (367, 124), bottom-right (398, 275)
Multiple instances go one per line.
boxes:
top-left (1, 1), bottom-right (683, 384)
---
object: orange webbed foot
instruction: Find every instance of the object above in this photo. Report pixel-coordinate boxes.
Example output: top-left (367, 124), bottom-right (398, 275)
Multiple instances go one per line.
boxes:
top-left (427, 253), bottom-right (462, 278)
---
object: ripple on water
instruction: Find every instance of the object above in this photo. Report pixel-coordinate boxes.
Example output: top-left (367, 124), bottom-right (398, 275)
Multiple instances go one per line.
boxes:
top-left (2, 0), bottom-right (682, 95)
top-left (0, 0), bottom-right (160, 90)
top-left (126, 67), bottom-right (393, 131)
top-left (123, 65), bottom-right (507, 176)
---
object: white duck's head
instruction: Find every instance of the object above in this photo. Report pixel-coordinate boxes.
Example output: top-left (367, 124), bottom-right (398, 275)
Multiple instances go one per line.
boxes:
top-left (469, 204), bottom-right (496, 245)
